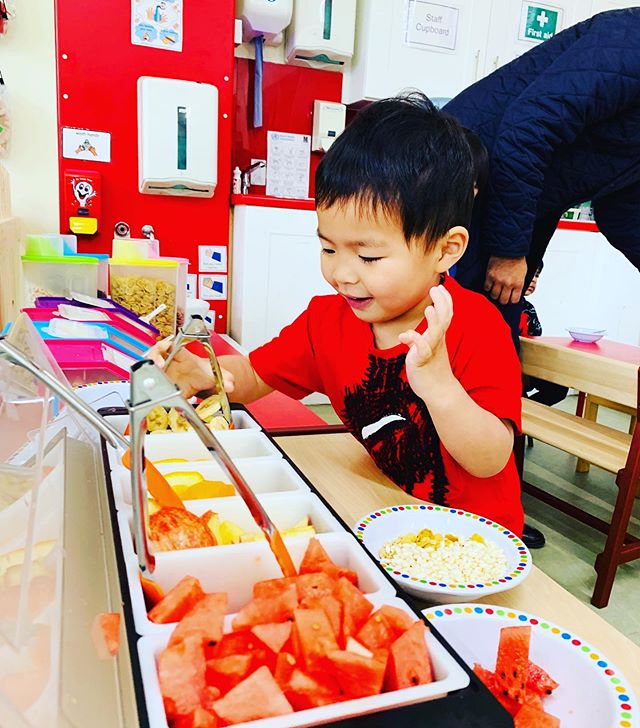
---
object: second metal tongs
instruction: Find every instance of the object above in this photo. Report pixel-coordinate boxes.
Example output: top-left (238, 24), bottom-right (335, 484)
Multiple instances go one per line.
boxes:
top-left (162, 315), bottom-right (232, 428)
top-left (128, 357), bottom-right (297, 579)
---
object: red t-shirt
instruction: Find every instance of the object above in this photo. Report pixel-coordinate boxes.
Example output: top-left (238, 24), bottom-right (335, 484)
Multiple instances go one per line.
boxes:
top-left (250, 276), bottom-right (524, 536)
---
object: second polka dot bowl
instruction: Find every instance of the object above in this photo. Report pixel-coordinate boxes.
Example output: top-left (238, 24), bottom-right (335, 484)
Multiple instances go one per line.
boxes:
top-left (424, 604), bottom-right (637, 728)
top-left (353, 504), bottom-right (531, 602)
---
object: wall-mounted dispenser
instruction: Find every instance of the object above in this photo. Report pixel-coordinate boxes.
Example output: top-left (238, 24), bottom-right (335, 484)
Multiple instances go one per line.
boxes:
top-left (286, 0), bottom-right (357, 71)
top-left (311, 99), bottom-right (346, 152)
top-left (236, 0), bottom-right (293, 45)
top-left (138, 77), bottom-right (218, 198)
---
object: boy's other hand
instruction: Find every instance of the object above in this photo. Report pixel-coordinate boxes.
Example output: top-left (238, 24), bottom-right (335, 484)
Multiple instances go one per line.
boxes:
top-left (484, 255), bottom-right (527, 305)
top-left (145, 337), bottom-right (235, 399)
top-left (398, 285), bottom-right (454, 399)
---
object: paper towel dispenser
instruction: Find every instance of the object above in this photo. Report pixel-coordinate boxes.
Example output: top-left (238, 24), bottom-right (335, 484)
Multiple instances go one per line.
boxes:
top-left (286, 0), bottom-right (356, 71)
top-left (237, 0), bottom-right (293, 45)
top-left (138, 76), bottom-right (218, 198)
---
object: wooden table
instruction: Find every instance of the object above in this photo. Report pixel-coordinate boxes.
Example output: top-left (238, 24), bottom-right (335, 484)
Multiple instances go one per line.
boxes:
top-left (277, 432), bottom-right (640, 691)
top-left (537, 336), bottom-right (640, 365)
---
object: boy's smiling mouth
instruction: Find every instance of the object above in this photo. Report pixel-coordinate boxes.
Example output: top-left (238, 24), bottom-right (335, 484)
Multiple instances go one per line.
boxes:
top-left (342, 294), bottom-right (373, 310)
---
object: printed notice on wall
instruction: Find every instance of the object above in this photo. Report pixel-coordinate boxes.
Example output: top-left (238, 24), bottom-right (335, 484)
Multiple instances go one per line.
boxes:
top-left (62, 128), bottom-right (111, 163)
top-left (405, 1), bottom-right (459, 51)
top-left (132, 0), bottom-right (183, 52)
top-left (266, 131), bottom-right (311, 200)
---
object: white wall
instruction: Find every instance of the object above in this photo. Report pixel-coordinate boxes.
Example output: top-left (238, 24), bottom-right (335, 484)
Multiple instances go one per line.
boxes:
top-left (2, 0), bottom-right (59, 232)
top-left (529, 229), bottom-right (640, 346)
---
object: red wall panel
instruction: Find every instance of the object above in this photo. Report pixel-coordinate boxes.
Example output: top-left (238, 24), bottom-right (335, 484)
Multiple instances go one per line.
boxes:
top-left (55, 0), bottom-right (235, 330)
top-left (233, 59), bottom-right (342, 200)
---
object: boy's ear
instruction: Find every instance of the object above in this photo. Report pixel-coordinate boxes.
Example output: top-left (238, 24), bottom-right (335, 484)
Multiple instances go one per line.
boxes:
top-left (435, 226), bottom-right (468, 272)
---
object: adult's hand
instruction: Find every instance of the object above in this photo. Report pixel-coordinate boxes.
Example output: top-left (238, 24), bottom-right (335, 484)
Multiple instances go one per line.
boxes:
top-left (484, 256), bottom-right (528, 305)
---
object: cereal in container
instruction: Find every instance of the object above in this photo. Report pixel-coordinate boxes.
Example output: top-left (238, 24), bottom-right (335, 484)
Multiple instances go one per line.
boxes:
top-left (108, 258), bottom-right (179, 338)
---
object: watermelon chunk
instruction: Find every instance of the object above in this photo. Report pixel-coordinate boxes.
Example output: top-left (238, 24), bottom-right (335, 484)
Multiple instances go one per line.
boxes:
top-left (299, 538), bottom-right (358, 585)
top-left (327, 649), bottom-right (386, 698)
top-left (274, 652), bottom-right (298, 690)
top-left (252, 576), bottom-right (297, 600)
top-left (473, 663), bottom-right (519, 716)
top-left (206, 655), bottom-right (254, 693)
top-left (158, 639), bottom-right (206, 720)
top-left (169, 593), bottom-right (227, 648)
top-left (356, 605), bottom-right (415, 651)
top-left (173, 707), bottom-right (218, 728)
top-left (495, 626), bottom-right (531, 705)
top-left (300, 595), bottom-right (343, 644)
top-left (295, 572), bottom-right (336, 602)
top-left (251, 622), bottom-right (292, 654)
top-left (231, 583), bottom-right (297, 631)
top-left (284, 669), bottom-right (343, 710)
top-left (91, 612), bottom-right (121, 659)
top-left (514, 704), bottom-right (560, 728)
top-left (201, 686), bottom-right (222, 712)
top-left (335, 577), bottom-right (373, 641)
top-left (148, 576), bottom-right (205, 624)
top-left (384, 621), bottom-right (432, 690)
top-left (527, 661), bottom-right (559, 696)
top-left (212, 665), bottom-right (293, 724)
top-left (293, 607), bottom-right (340, 672)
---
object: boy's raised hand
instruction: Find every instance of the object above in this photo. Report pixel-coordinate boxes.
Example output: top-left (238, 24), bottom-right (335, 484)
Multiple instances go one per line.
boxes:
top-left (146, 337), bottom-right (235, 399)
top-left (398, 285), bottom-right (454, 400)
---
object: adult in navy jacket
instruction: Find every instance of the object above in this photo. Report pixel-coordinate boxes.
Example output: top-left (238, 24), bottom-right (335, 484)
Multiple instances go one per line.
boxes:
top-left (444, 8), bottom-right (640, 339)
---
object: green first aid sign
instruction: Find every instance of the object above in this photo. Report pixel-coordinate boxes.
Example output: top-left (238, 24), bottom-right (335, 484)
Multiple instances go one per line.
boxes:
top-left (521, 5), bottom-right (560, 42)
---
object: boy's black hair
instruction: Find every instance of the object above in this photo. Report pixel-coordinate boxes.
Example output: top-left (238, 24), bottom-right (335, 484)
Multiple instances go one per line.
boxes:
top-left (315, 92), bottom-right (474, 250)
top-left (463, 128), bottom-right (489, 197)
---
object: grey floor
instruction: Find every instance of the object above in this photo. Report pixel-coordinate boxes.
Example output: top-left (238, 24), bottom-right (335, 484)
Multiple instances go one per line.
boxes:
top-left (308, 397), bottom-right (640, 645)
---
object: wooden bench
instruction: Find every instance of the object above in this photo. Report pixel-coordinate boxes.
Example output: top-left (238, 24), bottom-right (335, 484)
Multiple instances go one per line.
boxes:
top-left (519, 337), bottom-right (640, 608)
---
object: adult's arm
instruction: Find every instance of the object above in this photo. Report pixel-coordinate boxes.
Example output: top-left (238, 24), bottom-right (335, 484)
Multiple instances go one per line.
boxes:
top-left (592, 180), bottom-right (640, 272)
top-left (484, 27), bottom-right (640, 260)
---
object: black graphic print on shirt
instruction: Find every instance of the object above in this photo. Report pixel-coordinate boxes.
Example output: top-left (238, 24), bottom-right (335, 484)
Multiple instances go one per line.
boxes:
top-left (340, 353), bottom-right (450, 505)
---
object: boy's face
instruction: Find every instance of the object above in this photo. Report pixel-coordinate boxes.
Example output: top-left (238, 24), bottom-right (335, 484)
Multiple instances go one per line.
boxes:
top-left (525, 274), bottom-right (539, 296)
top-left (317, 201), bottom-right (450, 332)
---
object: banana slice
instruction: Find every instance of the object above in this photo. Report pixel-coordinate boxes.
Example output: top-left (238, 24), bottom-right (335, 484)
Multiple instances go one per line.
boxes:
top-left (195, 395), bottom-right (222, 423)
top-left (207, 416), bottom-right (230, 432)
top-left (146, 406), bottom-right (169, 432)
top-left (168, 407), bottom-right (191, 432)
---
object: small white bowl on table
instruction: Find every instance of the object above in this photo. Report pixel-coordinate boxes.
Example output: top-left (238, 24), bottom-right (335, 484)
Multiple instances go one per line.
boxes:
top-left (353, 504), bottom-right (531, 603)
top-left (567, 327), bottom-right (607, 343)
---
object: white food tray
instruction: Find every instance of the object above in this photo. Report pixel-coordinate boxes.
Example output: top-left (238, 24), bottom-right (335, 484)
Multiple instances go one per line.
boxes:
top-left (111, 456), bottom-right (311, 510)
top-left (137, 594), bottom-right (470, 728)
top-left (117, 529), bottom-right (395, 637)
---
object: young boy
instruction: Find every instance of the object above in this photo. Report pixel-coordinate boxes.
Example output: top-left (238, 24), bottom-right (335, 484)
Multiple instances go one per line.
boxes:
top-left (151, 94), bottom-right (524, 536)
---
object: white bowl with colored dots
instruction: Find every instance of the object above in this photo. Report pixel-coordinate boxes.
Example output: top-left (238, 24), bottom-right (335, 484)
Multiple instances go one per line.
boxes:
top-left (353, 504), bottom-right (531, 602)
top-left (424, 604), bottom-right (638, 728)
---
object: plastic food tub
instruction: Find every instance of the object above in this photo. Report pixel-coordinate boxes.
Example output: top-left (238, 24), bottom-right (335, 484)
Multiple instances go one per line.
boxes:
top-left (109, 258), bottom-right (179, 338)
top-left (111, 453), bottom-right (311, 509)
top-left (136, 593), bottom-right (470, 728)
top-left (117, 528), bottom-right (396, 637)
top-left (22, 255), bottom-right (99, 305)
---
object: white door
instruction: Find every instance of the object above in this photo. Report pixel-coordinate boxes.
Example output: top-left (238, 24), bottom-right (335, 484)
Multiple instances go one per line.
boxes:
top-left (343, 0), bottom-right (493, 104)
top-left (230, 205), bottom-right (333, 352)
top-left (483, 0), bottom-right (593, 76)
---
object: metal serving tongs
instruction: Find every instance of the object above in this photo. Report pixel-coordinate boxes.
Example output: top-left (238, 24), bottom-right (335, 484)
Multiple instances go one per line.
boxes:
top-left (0, 337), bottom-right (183, 512)
top-left (162, 314), bottom-right (233, 428)
top-left (129, 358), bottom-right (297, 578)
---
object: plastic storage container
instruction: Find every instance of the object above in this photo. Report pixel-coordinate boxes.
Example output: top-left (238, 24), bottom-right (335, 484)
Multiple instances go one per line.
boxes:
top-left (165, 257), bottom-right (189, 329)
top-left (22, 255), bottom-right (99, 305)
top-left (109, 258), bottom-right (179, 338)
top-left (24, 233), bottom-right (77, 257)
top-left (111, 237), bottom-right (160, 260)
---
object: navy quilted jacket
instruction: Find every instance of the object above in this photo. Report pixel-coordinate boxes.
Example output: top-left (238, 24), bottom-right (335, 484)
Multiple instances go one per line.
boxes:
top-left (444, 9), bottom-right (640, 270)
